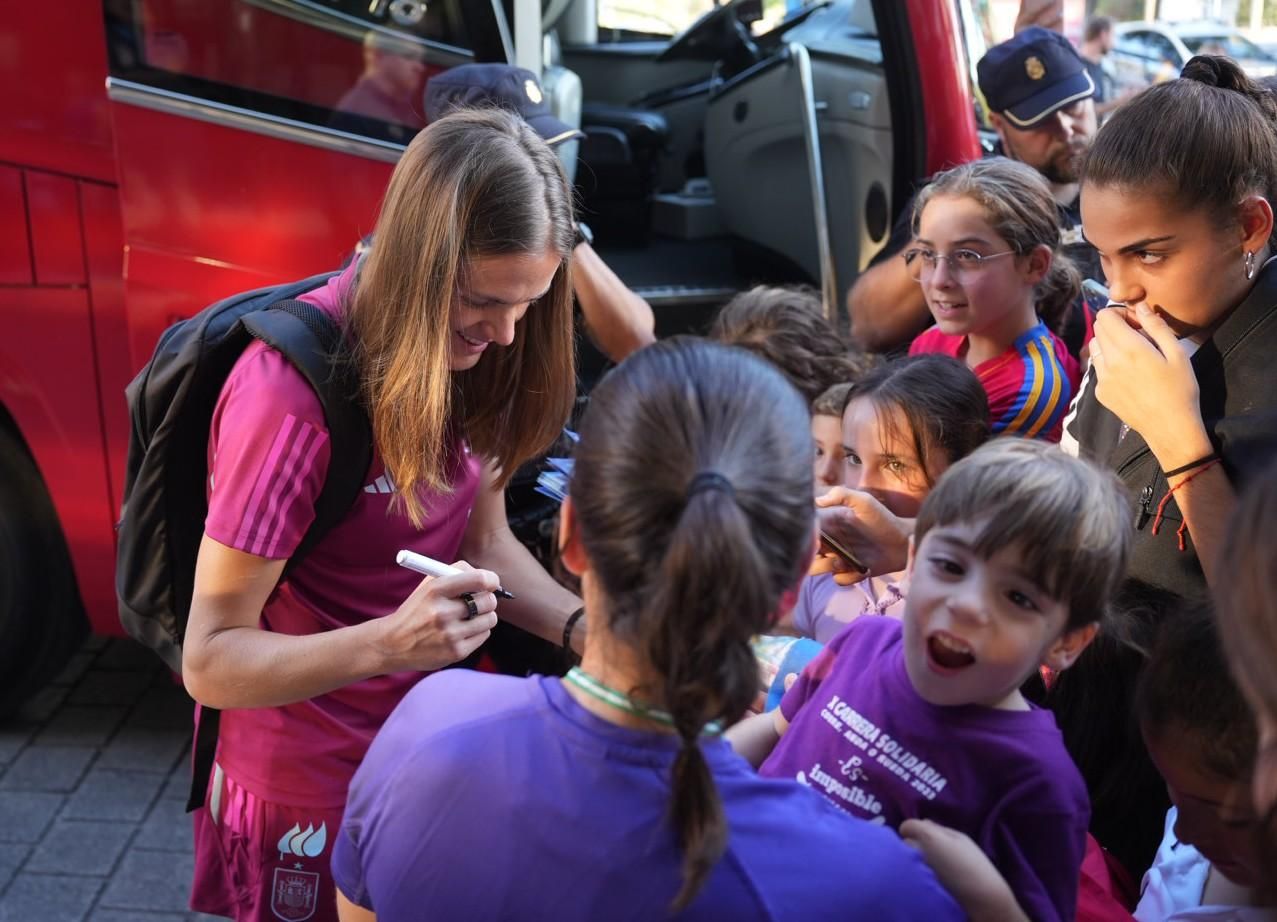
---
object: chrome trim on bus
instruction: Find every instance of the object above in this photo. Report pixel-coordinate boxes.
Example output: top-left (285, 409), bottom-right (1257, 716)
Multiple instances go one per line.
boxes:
top-left (242, 0), bottom-right (472, 58)
top-left (106, 79), bottom-right (407, 164)
top-left (790, 42), bottom-right (837, 323)
top-left (632, 285), bottom-right (738, 307)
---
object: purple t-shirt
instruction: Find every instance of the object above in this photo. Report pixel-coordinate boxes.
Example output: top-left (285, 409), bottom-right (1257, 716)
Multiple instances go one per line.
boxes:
top-left (790, 572), bottom-right (906, 643)
top-left (763, 617), bottom-right (1089, 922)
top-left (333, 671), bottom-right (963, 921)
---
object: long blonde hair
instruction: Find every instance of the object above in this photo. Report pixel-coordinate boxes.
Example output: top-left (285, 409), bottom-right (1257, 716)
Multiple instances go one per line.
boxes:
top-left (350, 108), bottom-right (577, 525)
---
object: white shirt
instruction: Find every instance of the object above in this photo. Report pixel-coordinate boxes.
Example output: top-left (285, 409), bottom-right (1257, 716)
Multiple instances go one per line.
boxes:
top-left (1134, 808), bottom-right (1276, 922)
top-left (1060, 336), bottom-right (1202, 459)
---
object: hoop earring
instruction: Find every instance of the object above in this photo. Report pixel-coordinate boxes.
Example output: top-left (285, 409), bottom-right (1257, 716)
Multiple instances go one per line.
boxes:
top-left (1245, 250), bottom-right (1257, 280)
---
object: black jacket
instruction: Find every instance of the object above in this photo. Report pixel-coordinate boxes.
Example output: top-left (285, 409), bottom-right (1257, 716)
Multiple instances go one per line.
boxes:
top-left (1066, 259), bottom-right (1277, 598)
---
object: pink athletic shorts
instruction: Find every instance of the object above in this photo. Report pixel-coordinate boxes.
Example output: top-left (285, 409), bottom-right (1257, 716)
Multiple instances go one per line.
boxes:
top-left (191, 764), bottom-right (345, 922)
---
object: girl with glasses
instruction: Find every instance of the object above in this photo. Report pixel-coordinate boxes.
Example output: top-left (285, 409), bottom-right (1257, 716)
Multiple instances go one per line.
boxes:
top-left (906, 157), bottom-right (1083, 443)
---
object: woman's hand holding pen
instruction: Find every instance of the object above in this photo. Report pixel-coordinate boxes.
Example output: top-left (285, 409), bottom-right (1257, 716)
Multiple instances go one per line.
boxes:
top-left (811, 488), bottom-right (911, 584)
top-left (1090, 302), bottom-right (1213, 470)
top-left (373, 561), bottom-right (500, 673)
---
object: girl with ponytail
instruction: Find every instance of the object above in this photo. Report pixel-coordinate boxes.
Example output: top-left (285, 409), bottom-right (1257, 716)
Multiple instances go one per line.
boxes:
top-left (1066, 54), bottom-right (1277, 597)
top-left (906, 157), bottom-right (1083, 442)
top-left (331, 338), bottom-right (960, 921)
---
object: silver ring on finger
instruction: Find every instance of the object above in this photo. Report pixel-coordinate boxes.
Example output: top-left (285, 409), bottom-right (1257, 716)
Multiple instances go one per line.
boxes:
top-left (461, 593), bottom-right (479, 620)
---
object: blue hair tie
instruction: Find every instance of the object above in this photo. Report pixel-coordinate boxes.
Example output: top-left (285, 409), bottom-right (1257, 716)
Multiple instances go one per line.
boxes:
top-left (686, 471), bottom-right (735, 500)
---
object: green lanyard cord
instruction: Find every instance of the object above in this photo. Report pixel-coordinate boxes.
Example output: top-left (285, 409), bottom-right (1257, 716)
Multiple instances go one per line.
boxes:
top-left (564, 667), bottom-right (723, 735)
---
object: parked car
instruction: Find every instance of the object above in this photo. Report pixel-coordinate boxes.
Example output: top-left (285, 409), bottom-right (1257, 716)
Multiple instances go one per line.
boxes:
top-left (1112, 20), bottom-right (1277, 89)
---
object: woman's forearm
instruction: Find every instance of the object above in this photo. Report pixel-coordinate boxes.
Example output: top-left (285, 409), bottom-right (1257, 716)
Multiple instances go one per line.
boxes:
top-left (572, 241), bottom-right (656, 363)
top-left (183, 615), bottom-right (390, 710)
top-left (464, 529), bottom-right (584, 653)
top-left (1164, 463), bottom-right (1235, 588)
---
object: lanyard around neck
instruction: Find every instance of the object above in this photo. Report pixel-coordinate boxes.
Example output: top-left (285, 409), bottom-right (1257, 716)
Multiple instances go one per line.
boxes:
top-left (564, 667), bottom-right (722, 734)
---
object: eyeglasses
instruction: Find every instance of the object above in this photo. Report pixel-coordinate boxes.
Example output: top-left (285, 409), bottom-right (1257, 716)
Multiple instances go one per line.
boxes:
top-left (903, 247), bottom-right (1017, 281)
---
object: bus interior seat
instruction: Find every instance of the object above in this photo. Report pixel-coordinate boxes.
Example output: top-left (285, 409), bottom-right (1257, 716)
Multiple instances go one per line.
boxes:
top-left (576, 104), bottom-right (670, 246)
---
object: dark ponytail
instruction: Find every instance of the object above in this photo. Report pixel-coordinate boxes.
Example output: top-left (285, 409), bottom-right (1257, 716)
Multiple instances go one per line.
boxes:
top-left (653, 481), bottom-right (774, 909)
top-left (571, 338), bottom-right (814, 910)
top-left (1035, 249), bottom-right (1081, 335)
top-left (1082, 55), bottom-right (1277, 242)
top-left (1181, 54), bottom-right (1277, 118)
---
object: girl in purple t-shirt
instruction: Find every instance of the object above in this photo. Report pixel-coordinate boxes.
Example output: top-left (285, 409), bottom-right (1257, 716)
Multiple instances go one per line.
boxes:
top-left (730, 439), bottom-right (1133, 922)
top-left (182, 110), bottom-right (587, 922)
top-left (332, 339), bottom-right (962, 921)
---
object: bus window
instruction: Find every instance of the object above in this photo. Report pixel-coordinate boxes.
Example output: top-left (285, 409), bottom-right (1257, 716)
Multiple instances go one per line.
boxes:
top-left (102, 0), bottom-right (486, 144)
top-left (596, 0), bottom-right (826, 44)
top-left (596, 1), bottom-right (714, 41)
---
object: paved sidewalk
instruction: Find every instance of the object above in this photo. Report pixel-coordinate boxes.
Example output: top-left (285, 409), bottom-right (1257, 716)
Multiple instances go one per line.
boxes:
top-left (0, 635), bottom-right (224, 921)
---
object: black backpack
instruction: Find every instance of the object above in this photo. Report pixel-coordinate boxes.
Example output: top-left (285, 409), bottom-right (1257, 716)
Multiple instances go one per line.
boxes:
top-left (116, 272), bottom-right (372, 809)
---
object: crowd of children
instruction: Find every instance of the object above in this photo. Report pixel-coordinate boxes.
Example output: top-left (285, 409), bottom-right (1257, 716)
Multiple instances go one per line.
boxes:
top-left (179, 41), bottom-right (1277, 922)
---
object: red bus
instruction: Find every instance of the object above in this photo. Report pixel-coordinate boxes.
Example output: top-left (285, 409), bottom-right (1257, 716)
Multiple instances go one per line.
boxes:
top-left (0, 0), bottom-right (982, 711)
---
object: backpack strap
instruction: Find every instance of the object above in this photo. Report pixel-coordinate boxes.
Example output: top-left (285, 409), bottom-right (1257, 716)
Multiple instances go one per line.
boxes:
top-left (187, 300), bottom-right (372, 814)
top-left (245, 301), bottom-right (373, 569)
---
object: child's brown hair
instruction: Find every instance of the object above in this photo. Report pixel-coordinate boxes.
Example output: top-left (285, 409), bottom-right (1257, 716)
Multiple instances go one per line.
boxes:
top-left (811, 382), bottom-right (854, 419)
top-left (1137, 596), bottom-right (1256, 782)
top-left (915, 439), bottom-right (1131, 630)
top-left (710, 285), bottom-right (865, 404)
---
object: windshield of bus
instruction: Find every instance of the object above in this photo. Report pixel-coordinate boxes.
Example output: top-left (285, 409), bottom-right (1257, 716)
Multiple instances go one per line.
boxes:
top-left (598, 0), bottom-right (818, 39)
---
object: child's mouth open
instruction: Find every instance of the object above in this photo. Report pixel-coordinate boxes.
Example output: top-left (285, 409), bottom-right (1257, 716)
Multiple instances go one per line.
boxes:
top-left (926, 631), bottom-right (976, 673)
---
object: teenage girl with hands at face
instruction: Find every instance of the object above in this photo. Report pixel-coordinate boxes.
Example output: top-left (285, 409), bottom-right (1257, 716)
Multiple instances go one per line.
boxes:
top-left (1066, 55), bottom-right (1277, 595)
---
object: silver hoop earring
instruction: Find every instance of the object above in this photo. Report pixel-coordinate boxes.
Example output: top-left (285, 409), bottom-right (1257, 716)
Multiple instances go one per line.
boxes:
top-left (1246, 250), bottom-right (1257, 280)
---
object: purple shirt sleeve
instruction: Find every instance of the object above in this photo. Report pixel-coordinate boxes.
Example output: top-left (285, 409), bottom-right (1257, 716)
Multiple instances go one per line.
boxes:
top-left (991, 790), bottom-right (1090, 922)
top-left (331, 812), bottom-right (371, 909)
top-left (788, 573), bottom-right (819, 638)
top-left (205, 343), bottom-right (331, 560)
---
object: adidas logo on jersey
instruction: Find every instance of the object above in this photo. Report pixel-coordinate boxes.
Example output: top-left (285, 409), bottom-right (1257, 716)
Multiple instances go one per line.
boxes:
top-left (363, 471), bottom-right (397, 494)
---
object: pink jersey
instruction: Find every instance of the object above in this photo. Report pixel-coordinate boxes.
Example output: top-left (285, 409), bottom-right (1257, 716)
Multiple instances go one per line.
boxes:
top-left (204, 261), bottom-right (482, 807)
top-left (910, 321), bottom-right (1080, 443)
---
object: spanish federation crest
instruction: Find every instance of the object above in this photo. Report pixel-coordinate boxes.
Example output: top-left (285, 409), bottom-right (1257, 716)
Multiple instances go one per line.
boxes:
top-left (1025, 55), bottom-right (1046, 80)
top-left (271, 867), bottom-right (320, 921)
top-left (524, 79), bottom-right (543, 104)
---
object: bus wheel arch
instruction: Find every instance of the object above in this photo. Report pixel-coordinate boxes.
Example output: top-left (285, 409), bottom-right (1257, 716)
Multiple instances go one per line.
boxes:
top-left (0, 416), bottom-right (88, 716)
